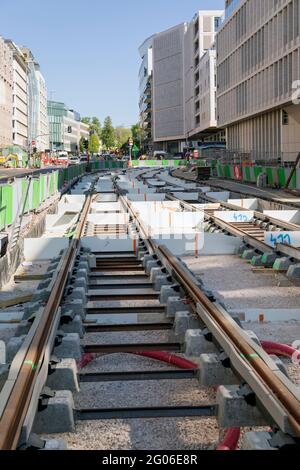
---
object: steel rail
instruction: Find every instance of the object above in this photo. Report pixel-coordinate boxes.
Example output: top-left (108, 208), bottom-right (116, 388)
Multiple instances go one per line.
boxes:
top-left (157, 244), bottom-right (300, 437)
top-left (167, 193), bottom-right (300, 256)
top-left (0, 194), bottom-right (92, 450)
top-left (168, 168), bottom-right (300, 230)
top-left (117, 183), bottom-right (300, 436)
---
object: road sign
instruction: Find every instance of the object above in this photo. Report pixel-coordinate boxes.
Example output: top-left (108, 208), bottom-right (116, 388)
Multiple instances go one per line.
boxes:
top-left (129, 138), bottom-right (133, 147)
top-left (31, 140), bottom-right (36, 146)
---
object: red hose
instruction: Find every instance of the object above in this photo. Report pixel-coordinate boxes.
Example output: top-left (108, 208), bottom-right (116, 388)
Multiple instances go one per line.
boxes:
top-left (217, 340), bottom-right (300, 451)
top-left (261, 341), bottom-right (300, 362)
top-left (216, 428), bottom-right (241, 451)
top-left (132, 351), bottom-right (197, 369)
top-left (77, 340), bottom-right (299, 452)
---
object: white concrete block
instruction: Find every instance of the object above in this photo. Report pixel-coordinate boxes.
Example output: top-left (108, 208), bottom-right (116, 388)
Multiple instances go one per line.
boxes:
top-left (213, 211), bottom-right (254, 223)
top-left (24, 238), bottom-right (69, 260)
top-left (80, 237), bottom-right (136, 252)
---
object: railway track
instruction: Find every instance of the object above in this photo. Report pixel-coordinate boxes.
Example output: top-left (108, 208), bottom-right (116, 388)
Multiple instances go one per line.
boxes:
top-left (0, 170), bottom-right (299, 450)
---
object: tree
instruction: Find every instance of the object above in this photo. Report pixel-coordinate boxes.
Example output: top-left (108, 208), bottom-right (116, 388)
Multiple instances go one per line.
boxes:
top-left (114, 126), bottom-right (131, 149)
top-left (81, 117), bottom-right (91, 125)
top-left (131, 123), bottom-right (142, 143)
top-left (89, 133), bottom-right (100, 154)
top-left (90, 117), bottom-right (101, 139)
top-left (79, 136), bottom-right (86, 153)
top-left (101, 116), bottom-right (115, 149)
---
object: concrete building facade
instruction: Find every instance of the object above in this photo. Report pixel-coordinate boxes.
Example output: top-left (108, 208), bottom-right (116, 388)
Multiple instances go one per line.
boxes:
top-left (186, 11), bottom-right (223, 140)
top-left (21, 48), bottom-right (49, 152)
top-left (0, 36), bottom-right (13, 148)
top-left (6, 40), bottom-right (28, 149)
top-left (152, 23), bottom-right (187, 153)
top-left (138, 36), bottom-right (155, 152)
top-left (217, 0), bottom-right (300, 163)
top-left (140, 10), bottom-right (224, 153)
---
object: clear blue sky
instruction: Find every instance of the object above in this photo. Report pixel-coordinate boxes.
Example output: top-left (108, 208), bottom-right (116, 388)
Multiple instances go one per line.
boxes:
top-left (1, 0), bottom-right (224, 127)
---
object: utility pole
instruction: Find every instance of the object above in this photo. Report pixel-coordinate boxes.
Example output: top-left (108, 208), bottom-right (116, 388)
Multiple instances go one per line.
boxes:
top-left (128, 137), bottom-right (133, 167)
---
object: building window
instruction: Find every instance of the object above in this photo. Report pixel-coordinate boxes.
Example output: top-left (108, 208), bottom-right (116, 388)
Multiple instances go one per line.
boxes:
top-left (282, 110), bottom-right (289, 125)
top-left (214, 17), bottom-right (222, 31)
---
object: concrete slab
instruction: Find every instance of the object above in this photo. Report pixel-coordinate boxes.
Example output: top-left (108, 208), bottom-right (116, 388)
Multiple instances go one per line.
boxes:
top-left (228, 199), bottom-right (258, 210)
top-left (91, 202), bottom-right (122, 212)
top-left (127, 194), bottom-right (166, 201)
top-left (80, 237), bottom-right (136, 252)
top-left (87, 213), bottom-right (129, 224)
top-left (153, 233), bottom-right (241, 256)
top-left (207, 191), bottom-right (230, 201)
top-left (45, 213), bottom-right (78, 232)
top-left (95, 194), bottom-right (118, 202)
top-left (263, 210), bottom-right (300, 224)
top-left (24, 239), bottom-right (69, 260)
top-left (213, 211), bottom-right (254, 223)
top-left (264, 231), bottom-right (300, 248)
top-left (170, 192), bottom-right (199, 201)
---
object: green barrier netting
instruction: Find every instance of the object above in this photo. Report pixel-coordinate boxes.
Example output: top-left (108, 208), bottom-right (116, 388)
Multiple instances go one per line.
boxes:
top-left (41, 175), bottom-right (46, 201)
top-left (254, 166), bottom-right (263, 180)
top-left (266, 168), bottom-right (273, 185)
top-left (277, 168), bottom-right (286, 188)
top-left (49, 174), bottom-right (54, 195)
top-left (32, 179), bottom-right (41, 210)
top-left (22, 180), bottom-right (30, 213)
top-left (0, 185), bottom-right (13, 227)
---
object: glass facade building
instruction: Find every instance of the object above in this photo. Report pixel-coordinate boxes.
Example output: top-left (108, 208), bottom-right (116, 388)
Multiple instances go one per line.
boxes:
top-left (47, 100), bottom-right (67, 151)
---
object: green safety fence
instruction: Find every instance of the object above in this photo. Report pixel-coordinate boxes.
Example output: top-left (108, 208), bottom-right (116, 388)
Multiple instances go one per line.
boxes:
top-left (216, 163), bottom-right (300, 190)
top-left (0, 185), bottom-right (13, 228)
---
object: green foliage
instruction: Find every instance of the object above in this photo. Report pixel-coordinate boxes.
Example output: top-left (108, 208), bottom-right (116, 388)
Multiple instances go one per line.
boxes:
top-left (115, 126), bottom-right (132, 149)
top-left (131, 123), bottom-right (141, 141)
top-left (101, 116), bottom-right (115, 149)
top-left (81, 116), bottom-right (101, 139)
top-left (88, 133), bottom-right (100, 154)
top-left (90, 117), bottom-right (101, 138)
top-left (79, 136), bottom-right (86, 153)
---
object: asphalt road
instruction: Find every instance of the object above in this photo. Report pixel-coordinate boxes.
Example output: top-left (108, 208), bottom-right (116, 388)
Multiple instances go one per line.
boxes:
top-left (0, 167), bottom-right (61, 184)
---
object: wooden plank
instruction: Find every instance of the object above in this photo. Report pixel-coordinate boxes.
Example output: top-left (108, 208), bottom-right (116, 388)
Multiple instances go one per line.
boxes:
top-left (0, 294), bottom-right (33, 308)
top-left (14, 274), bottom-right (46, 282)
top-left (251, 267), bottom-right (287, 273)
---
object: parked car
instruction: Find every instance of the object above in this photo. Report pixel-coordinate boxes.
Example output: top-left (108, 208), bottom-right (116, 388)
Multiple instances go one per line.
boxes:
top-left (57, 153), bottom-right (69, 165)
top-left (152, 151), bottom-right (170, 160)
top-left (69, 156), bottom-right (80, 165)
top-left (79, 156), bottom-right (88, 163)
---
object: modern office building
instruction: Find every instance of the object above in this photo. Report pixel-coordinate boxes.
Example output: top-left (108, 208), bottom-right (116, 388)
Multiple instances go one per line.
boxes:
top-left (48, 100), bottom-right (89, 152)
top-left (140, 10), bottom-right (224, 153)
top-left (217, 0), bottom-right (300, 163)
top-left (0, 36), bottom-right (13, 148)
top-left (21, 48), bottom-right (49, 152)
top-left (5, 40), bottom-right (28, 149)
top-left (138, 35), bottom-right (155, 152)
top-left (152, 23), bottom-right (187, 153)
top-left (185, 11), bottom-right (224, 140)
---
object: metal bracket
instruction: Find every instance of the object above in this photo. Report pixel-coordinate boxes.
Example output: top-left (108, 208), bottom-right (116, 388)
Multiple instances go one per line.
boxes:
top-left (219, 351), bottom-right (231, 368)
top-left (18, 433), bottom-right (45, 450)
top-left (238, 384), bottom-right (257, 407)
top-left (54, 331), bottom-right (65, 347)
top-left (48, 356), bottom-right (61, 376)
top-left (60, 310), bottom-right (75, 325)
top-left (38, 387), bottom-right (55, 412)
